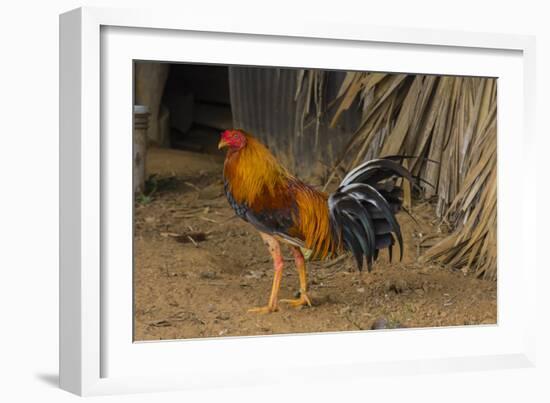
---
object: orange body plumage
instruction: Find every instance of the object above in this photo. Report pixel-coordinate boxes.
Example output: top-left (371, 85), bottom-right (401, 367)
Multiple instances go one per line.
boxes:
top-left (223, 133), bottom-right (338, 259)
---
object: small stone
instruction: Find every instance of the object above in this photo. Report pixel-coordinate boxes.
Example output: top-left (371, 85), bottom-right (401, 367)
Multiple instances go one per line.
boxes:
top-left (356, 287), bottom-right (365, 293)
top-left (384, 279), bottom-right (409, 294)
top-left (309, 291), bottom-right (329, 305)
top-left (199, 271), bottom-right (218, 279)
top-left (371, 318), bottom-right (389, 330)
top-left (244, 270), bottom-right (264, 279)
top-left (216, 313), bottom-right (230, 321)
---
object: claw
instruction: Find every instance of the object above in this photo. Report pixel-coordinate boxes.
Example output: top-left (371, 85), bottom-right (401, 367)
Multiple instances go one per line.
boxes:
top-left (280, 293), bottom-right (312, 308)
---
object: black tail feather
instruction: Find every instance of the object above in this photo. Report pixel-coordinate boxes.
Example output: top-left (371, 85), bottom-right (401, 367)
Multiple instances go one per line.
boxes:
top-left (382, 155), bottom-right (438, 190)
top-left (373, 219), bottom-right (391, 235)
top-left (328, 156), bottom-right (414, 272)
top-left (383, 154), bottom-right (440, 165)
top-left (375, 234), bottom-right (394, 249)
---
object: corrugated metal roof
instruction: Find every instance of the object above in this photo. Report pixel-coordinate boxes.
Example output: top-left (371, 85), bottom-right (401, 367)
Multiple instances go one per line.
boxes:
top-left (228, 66), bottom-right (360, 177)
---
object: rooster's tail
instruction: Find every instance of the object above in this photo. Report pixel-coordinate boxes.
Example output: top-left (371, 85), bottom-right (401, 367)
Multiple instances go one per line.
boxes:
top-left (328, 157), bottom-right (417, 272)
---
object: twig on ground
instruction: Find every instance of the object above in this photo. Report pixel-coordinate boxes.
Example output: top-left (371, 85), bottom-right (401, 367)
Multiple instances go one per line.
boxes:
top-left (187, 235), bottom-right (198, 247)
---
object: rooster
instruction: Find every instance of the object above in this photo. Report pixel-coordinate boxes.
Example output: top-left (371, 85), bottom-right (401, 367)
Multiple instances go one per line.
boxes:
top-left (218, 129), bottom-right (415, 313)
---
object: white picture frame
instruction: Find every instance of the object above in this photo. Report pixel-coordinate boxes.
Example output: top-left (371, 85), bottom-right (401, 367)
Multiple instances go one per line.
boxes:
top-left (59, 6), bottom-right (537, 396)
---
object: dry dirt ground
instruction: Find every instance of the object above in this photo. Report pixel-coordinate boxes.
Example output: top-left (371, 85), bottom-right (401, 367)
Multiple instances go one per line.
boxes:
top-left (134, 149), bottom-right (497, 341)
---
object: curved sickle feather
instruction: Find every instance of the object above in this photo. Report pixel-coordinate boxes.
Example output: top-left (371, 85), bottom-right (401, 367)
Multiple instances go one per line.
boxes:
top-left (341, 183), bottom-right (403, 261)
top-left (341, 158), bottom-right (415, 187)
top-left (332, 196), bottom-right (376, 257)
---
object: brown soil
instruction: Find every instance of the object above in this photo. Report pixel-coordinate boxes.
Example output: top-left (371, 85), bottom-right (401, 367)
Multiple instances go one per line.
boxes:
top-left (134, 150), bottom-right (496, 341)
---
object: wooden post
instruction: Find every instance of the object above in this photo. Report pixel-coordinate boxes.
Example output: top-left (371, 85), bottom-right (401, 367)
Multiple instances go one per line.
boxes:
top-left (134, 105), bottom-right (150, 194)
top-left (134, 62), bottom-right (170, 146)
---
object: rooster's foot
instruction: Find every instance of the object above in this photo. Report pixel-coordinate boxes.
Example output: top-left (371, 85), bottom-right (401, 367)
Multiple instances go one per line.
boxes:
top-left (247, 304), bottom-right (278, 314)
top-left (280, 292), bottom-right (312, 308)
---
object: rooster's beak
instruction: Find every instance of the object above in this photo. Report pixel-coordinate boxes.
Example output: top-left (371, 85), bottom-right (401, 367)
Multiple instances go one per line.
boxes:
top-left (218, 139), bottom-right (229, 149)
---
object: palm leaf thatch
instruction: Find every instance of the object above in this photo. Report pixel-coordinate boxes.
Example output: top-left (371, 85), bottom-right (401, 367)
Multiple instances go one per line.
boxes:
top-left (317, 72), bottom-right (497, 280)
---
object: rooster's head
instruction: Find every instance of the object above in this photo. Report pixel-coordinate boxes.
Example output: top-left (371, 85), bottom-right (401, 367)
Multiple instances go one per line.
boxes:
top-left (219, 129), bottom-right (247, 151)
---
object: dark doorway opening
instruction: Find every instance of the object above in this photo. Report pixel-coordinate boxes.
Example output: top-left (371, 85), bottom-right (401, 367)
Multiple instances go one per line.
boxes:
top-left (163, 64), bottom-right (232, 155)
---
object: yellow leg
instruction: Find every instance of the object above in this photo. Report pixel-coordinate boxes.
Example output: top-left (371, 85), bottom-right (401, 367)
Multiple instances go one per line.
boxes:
top-left (280, 246), bottom-right (312, 308)
top-left (248, 233), bottom-right (283, 314)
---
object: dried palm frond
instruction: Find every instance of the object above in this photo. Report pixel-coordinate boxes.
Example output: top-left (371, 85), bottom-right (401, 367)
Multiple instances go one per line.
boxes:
top-left (326, 73), bottom-right (497, 280)
top-left (294, 69), bottom-right (326, 145)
